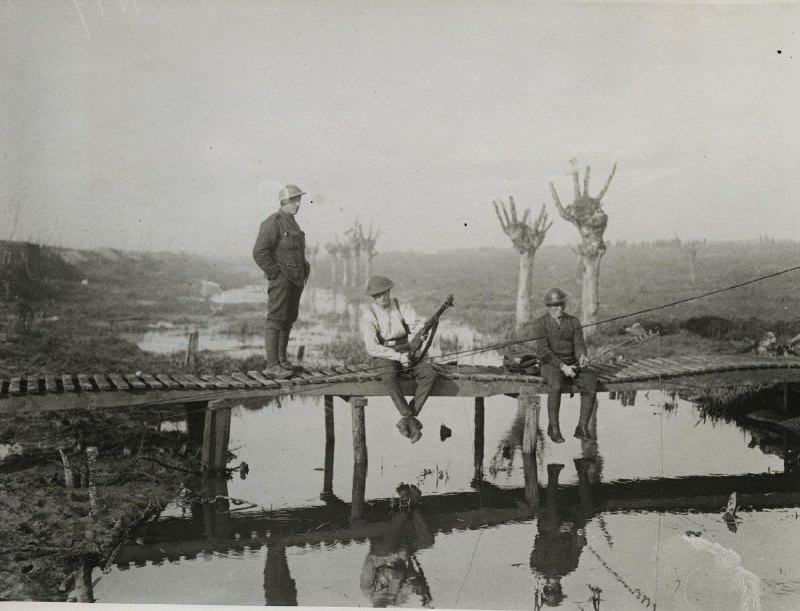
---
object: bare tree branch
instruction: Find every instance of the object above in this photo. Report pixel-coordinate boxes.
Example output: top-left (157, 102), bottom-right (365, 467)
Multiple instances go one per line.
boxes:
top-left (571, 158), bottom-right (581, 200)
top-left (583, 165), bottom-right (591, 198)
top-left (596, 162), bottom-right (617, 202)
top-left (508, 196), bottom-right (519, 224)
top-left (549, 182), bottom-right (570, 221)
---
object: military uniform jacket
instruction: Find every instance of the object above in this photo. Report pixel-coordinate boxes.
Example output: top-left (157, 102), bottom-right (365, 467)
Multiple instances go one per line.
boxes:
top-left (531, 313), bottom-right (587, 368)
top-left (252, 210), bottom-right (310, 287)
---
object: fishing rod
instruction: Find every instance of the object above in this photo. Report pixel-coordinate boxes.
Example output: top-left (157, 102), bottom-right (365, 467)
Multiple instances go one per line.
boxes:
top-left (583, 329), bottom-right (659, 366)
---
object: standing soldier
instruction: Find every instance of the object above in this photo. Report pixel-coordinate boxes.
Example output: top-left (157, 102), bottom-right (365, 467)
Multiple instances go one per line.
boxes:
top-left (532, 288), bottom-right (597, 443)
top-left (253, 184), bottom-right (311, 378)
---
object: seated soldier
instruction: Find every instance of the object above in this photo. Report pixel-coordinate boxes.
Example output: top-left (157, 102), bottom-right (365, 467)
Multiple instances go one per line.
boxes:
top-left (532, 287), bottom-right (598, 443)
top-left (361, 276), bottom-right (438, 443)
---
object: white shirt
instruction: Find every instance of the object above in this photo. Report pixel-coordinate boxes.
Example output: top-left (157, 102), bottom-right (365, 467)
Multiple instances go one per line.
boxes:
top-left (361, 299), bottom-right (425, 361)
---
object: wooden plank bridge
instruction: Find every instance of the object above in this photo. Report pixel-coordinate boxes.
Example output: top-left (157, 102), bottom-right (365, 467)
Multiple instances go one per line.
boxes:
top-left (3, 354), bottom-right (800, 413)
top-left (3, 354), bottom-right (800, 474)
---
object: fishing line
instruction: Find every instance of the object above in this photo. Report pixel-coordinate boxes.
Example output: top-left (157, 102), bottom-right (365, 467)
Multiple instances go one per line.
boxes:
top-left (5, 262), bottom-right (800, 445)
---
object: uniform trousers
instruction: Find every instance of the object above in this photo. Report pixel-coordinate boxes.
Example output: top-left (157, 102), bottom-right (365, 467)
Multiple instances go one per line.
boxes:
top-left (370, 357), bottom-right (437, 417)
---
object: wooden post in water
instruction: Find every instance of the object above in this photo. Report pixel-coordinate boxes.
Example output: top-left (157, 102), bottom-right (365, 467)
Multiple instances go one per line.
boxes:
top-left (322, 395), bottom-right (335, 499)
top-left (350, 396), bottom-right (368, 521)
top-left (202, 400), bottom-right (232, 474)
top-left (185, 329), bottom-right (199, 369)
top-left (185, 401), bottom-right (208, 445)
top-left (521, 391), bottom-right (541, 507)
top-left (202, 476), bottom-right (232, 540)
top-left (521, 391), bottom-right (541, 455)
top-left (473, 397), bottom-right (485, 481)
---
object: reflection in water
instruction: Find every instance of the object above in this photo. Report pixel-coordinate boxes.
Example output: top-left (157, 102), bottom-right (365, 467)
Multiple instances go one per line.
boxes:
top-left (530, 460), bottom-right (596, 607)
top-left (360, 510), bottom-right (435, 608)
top-left (94, 393), bottom-right (800, 608)
top-left (264, 543), bottom-right (298, 606)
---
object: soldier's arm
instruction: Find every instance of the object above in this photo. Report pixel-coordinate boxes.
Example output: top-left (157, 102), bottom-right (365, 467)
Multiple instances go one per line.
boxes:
top-left (361, 306), bottom-right (403, 361)
top-left (400, 302), bottom-right (426, 336)
top-left (252, 219), bottom-right (281, 279)
top-left (534, 318), bottom-right (564, 368)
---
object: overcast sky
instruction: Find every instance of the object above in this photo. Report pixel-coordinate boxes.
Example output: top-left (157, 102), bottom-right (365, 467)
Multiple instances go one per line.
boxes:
top-left (2, 1), bottom-right (798, 258)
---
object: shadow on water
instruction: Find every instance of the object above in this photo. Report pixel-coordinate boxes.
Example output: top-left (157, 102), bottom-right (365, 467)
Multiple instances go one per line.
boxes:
top-left (87, 386), bottom-right (800, 608)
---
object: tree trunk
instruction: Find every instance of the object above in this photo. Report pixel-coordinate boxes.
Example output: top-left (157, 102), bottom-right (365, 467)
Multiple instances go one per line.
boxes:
top-left (580, 253), bottom-right (602, 338)
top-left (330, 257), bottom-right (338, 285)
top-left (515, 251), bottom-right (534, 332)
top-left (364, 256), bottom-right (372, 287)
top-left (354, 249), bottom-right (363, 290)
top-left (687, 255), bottom-right (698, 286)
top-left (341, 256), bottom-right (350, 287)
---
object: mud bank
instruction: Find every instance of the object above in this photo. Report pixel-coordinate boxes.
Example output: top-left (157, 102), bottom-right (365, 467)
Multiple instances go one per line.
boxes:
top-left (0, 409), bottom-right (197, 601)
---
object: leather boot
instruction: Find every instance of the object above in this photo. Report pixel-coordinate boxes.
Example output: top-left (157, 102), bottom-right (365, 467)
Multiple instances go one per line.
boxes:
top-left (547, 402), bottom-right (565, 443)
top-left (264, 327), bottom-right (292, 379)
top-left (574, 395), bottom-right (595, 440)
top-left (278, 325), bottom-right (295, 370)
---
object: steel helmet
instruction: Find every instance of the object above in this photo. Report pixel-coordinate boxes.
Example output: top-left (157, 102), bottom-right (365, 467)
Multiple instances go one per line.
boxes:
top-left (544, 287), bottom-right (568, 306)
top-left (365, 275), bottom-right (394, 296)
top-left (278, 184), bottom-right (305, 204)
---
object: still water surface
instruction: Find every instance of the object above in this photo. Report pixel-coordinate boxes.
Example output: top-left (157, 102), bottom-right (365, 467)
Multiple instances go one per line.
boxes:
top-left (93, 390), bottom-right (800, 609)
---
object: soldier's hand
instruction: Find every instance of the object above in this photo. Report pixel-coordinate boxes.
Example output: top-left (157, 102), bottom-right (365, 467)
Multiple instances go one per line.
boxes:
top-left (400, 353), bottom-right (412, 368)
top-left (578, 354), bottom-right (589, 368)
top-left (561, 364), bottom-right (577, 378)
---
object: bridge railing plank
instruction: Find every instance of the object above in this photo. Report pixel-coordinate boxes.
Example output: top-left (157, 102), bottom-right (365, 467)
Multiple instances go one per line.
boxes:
top-left (61, 374), bottom-right (76, 392)
top-left (77, 374), bottom-right (95, 391)
top-left (92, 374), bottom-right (112, 391)
top-left (156, 374), bottom-right (183, 390)
top-left (107, 374), bottom-right (130, 391)
top-left (245, 371), bottom-right (280, 388)
top-left (124, 374), bottom-right (147, 390)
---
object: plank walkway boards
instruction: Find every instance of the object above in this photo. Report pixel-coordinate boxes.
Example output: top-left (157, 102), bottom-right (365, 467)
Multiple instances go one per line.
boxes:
top-left (2, 355), bottom-right (800, 412)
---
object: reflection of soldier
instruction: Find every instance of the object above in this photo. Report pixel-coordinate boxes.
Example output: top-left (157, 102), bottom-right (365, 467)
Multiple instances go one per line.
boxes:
top-left (263, 542), bottom-right (298, 606)
top-left (530, 460), bottom-right (596, 606)
top-left (360, 510), bottom-right (435, 607)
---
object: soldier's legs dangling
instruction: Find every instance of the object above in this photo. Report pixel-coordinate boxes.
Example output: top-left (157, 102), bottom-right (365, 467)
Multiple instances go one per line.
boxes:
top-left (574, 371), bottom-right (598, 440)
top-left (541, 364), bottom-right (566, 443)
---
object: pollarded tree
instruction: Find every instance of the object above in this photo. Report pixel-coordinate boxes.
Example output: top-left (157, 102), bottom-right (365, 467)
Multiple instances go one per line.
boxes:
top-left (493, 196), bottom-right (552, 332)
top-left (674, 235), bottom-right (700, 286)
top-left (356, 222), bottom-right (379, 289)
top-left (324, 239), bottom-right (342, 286)
top-left (549, 159), bottom-right (617, 338)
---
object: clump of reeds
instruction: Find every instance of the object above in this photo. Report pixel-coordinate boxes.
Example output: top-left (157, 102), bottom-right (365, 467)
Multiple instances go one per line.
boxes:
top-left (693, 385), bottom-right (774, 420)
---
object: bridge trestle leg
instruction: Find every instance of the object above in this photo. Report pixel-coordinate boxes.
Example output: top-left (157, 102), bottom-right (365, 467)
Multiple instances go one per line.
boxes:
top-left (322, 395), bottom-right (335, 500)
top-left (350, 396), bottom-right (368, 522)
top-left (202, 399), bottom-right (232, 474)
top-left (474, 397), bottom-right (485, 481)
top-left (521, 391), bottom-right (541, 508)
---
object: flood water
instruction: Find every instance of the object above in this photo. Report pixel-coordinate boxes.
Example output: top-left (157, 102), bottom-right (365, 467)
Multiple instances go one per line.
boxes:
top-left (95, 287), bottom-right (800, 608)
top-left (92, 391), bottom-right (800, 609)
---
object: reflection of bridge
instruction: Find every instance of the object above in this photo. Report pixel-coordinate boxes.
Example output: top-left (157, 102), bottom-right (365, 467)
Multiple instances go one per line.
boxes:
top-left (115, 471), bottom-right (800, 568)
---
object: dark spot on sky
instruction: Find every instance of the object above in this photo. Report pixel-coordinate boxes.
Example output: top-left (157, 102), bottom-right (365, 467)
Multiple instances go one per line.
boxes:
top-left (777, 50), bottom-right (782, 54)
top-left (464, 223), bottom-right (468, 227)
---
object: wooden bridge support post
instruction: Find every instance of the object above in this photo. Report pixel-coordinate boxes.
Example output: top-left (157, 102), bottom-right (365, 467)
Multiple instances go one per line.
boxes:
top-left (473, 397), bottom-right (485, 481)
top-left (521, 391), bottom-right (541, 508)
top-left (185, 401), bottom-right (208, 446)
top-left (521, 392), bottom-right (541, 455)
top-left (202, 400), bottom-right (232, 475)
top-left (202, 477), bottom-right (232, 540)
top-left (322, 395), bottom-right (335, 499)
top-left (350, 396), bottom-right (368, 521)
